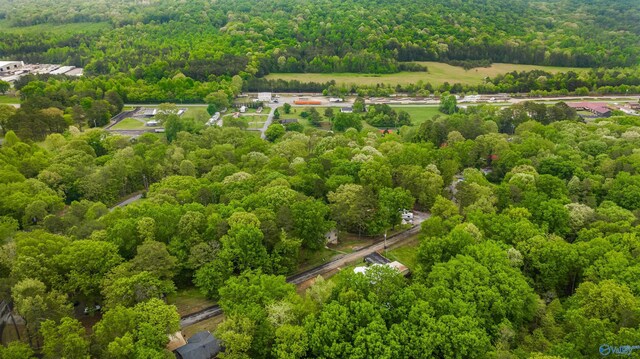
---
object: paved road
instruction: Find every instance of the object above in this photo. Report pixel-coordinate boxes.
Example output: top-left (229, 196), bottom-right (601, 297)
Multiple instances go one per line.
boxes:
top-left (180, 306), bottom-right (223, 327)
top-left (260, 104), bottom-right (281, 139)
top-left (179, 211), bottom-right (430, 327)
top-left (109, 193), bottom-right (143, 211)
top-left (251, 94), bottom-right (640, 108)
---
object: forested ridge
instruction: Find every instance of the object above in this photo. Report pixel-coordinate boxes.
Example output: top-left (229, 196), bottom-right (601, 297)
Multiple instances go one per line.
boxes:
top-left (1, 0), bottom-right (639, 79)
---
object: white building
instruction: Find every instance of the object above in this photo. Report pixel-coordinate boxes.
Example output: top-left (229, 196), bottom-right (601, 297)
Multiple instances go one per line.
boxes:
top-left (50, 66), bottom-right (76, 75)
top-left (142, 108), bottom-right (158, 117)
top-left (239, 106), bottom-right (247, 113)
top-left (325, 229), bottom-right (338, 245)
top-left (258, 92), bottom-right (272, 102)
top-left (0, 61), bottom-right (24, 72)
top-left (206, 112), bottom-right (221, 127)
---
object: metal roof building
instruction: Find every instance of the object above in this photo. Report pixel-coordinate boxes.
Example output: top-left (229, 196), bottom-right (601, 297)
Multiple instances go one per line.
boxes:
top-left (174, 331), bottom-right (222, 359)
top-left (0, 61), bottom-right (24, 72)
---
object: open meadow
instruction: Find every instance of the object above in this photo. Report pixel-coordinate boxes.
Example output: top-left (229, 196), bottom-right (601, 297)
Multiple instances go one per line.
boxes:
top-left (265, 62), bottom-right (586, 86)
top-left (0, 95), bottom-right (20, 104)
top-left (0, 20), bottom-right (110, 34)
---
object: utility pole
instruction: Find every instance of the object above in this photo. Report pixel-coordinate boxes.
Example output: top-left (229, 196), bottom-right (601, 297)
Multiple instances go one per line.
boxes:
top-left (384, 229), bottom-right (387, 255)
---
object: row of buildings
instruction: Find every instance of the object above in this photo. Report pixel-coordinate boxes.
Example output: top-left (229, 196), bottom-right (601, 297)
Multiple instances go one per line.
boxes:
top-left (0, 60), bottom-right (83, 83)
top-left (568, 102), bottom-right (640, 118)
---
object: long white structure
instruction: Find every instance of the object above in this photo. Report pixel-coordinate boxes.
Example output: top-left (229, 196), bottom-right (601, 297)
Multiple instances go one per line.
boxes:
top-left (0, 61), bottom-right (24, 72)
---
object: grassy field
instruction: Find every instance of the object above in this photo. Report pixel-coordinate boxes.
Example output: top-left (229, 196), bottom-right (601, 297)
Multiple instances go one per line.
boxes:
top-left (265, 62), bottom-right (586, 86)
top-left (385, 236), bottom-right (420, 271)
top-left (167, 288), bottom-right (215, 317)
top-left (297, 247), bottom-right (338, 272)
top-left (110, 118), bottom-right (150, 130)
top-left (247, 120), bottom-right (266, 129)
top-left (0, 95), bottom-right (19, 104)
top-left (391, 106), bottom-right (443, 126)
top-left (182, 315), bottom-right (225, 338)
top-left (0, 20), bottom-right (110, 34)
top-left (184, 106), bottom-right (209, 121)
top-left (280, 107), bottom-right (336, 130)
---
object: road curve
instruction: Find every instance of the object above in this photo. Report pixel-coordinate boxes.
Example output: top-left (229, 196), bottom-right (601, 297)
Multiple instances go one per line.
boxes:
top-left (179, 214), bottom-right (428, 327)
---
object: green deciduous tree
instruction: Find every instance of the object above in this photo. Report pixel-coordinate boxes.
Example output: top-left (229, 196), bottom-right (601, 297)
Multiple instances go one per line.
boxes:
top-left (272, 324), bottom-right (308, 359)
top-left (92, 298), bottom-right (180, 358)
top-left (332, 113), bottom-right (362, 132)
top-left (55, 239), bottom-right (123, 303)
top-left (0, 80), bottom-right (10, 94)
top-left (379, 187), bottom-right (415, 229)
top-left (439, 93), bottom-right (458, 114)
top-left (40, 317), bottom-right (90, 359)
top-left (290, 199), bottom-right (333, 250)
top-left (0, 342), bottom-right (36, 359)
top-left (328, 184), bottom-right (377, 235)
top-left (12, 278), bottom-right (72, 347)
top-left (395, 165), bottom-right (443, 209)
top-left (265, 124), bottom-right (286, 142)
top-left (0, 104), bottom-right (16, 135)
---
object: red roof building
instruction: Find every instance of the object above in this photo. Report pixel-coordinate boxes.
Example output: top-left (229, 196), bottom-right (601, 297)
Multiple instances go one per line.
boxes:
top-left (567, 102), bottom-right (612, 117)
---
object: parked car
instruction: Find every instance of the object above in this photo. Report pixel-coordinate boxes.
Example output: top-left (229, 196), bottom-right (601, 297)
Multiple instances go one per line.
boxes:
top-left (84, 305), bottom-right (101, 315)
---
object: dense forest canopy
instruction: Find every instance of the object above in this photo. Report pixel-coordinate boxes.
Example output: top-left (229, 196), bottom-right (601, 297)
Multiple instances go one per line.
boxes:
top-left (3, 98), bottom-right (640, 357)
top-left (2, 0), bottom-right (640, 358)
top-left (0, 0), bottom-right (639, 80)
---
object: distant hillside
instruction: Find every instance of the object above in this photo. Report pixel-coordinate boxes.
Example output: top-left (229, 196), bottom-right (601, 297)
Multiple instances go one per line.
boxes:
top-left (0, 0), bottom-right (638, 79)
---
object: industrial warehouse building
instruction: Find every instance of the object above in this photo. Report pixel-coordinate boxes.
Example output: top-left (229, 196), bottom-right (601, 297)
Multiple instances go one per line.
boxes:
top-left (258, 92), bottom-right (272, 102)
top-left (0, 61), bottom-right (24, 72)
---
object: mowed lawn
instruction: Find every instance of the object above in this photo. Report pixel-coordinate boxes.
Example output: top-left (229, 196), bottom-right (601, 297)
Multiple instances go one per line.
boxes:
top-left (184, 106), bottom-right (209, 120)
top-left (0, 95), bottom-right (19, 104)
top-left (166, 288), bottom-right (215, 317)
top-left (110, 118), bottom-right (148, 130)
top-left (386, 242), bottom-right (419, 271)
top-left (391, 106), bottom-right (443, 126)
top-left (0, 20), bottom-right (110, 34)
top-left (265, 62), bottom-right (586, 86)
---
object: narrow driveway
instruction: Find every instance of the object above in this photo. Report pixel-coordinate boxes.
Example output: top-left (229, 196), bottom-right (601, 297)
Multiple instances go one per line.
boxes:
top-left (260, 104), bottom-right (281, 139)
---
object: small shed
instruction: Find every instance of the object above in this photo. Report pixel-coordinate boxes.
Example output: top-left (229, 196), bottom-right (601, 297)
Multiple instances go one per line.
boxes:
top-left (325, 229), bottom-right (338, 245)
top-left (239, 106), bottom-right (247, 113)
top-left (387, 261), bottom-right (410, 276)
top-left (166, 332), bottom-right (187, 352)
top-left (174, 331), bottom-right (222, 359)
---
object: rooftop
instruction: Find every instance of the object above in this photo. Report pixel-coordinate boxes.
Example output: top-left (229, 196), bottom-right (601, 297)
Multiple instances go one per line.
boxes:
top-left (0, 61), bottom-right (23, 68)
top-left (567, 102), bottom-right (611, 114)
